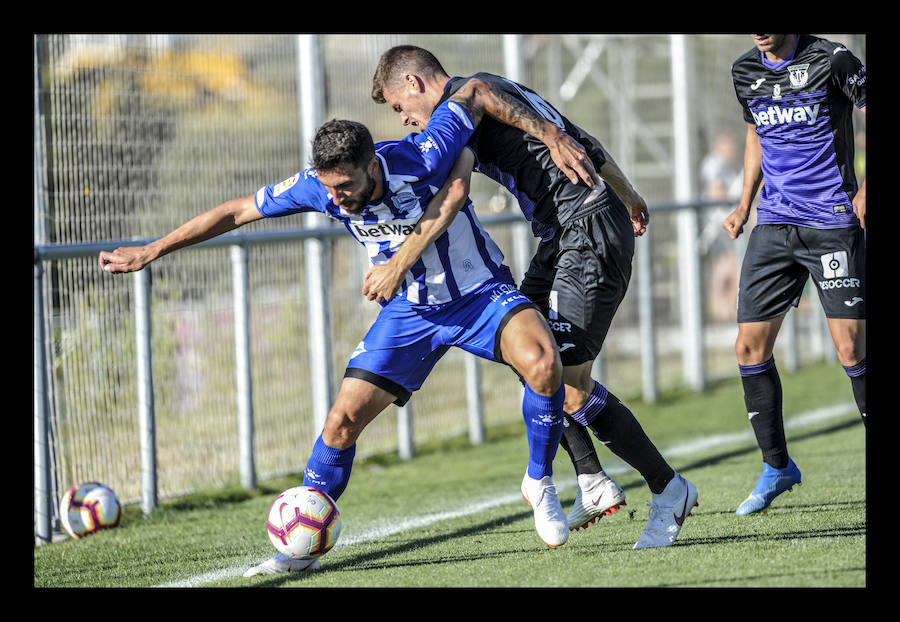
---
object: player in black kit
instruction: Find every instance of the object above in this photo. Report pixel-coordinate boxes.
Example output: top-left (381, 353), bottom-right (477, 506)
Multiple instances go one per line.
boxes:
top-left (367, 45), bottom-right (698, 549)
top-left (724, 34), bottom-right (866, 515)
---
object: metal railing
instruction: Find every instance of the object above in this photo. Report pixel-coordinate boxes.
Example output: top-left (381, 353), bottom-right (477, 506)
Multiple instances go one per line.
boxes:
top-left (36, 198), bottom-right (823, 546)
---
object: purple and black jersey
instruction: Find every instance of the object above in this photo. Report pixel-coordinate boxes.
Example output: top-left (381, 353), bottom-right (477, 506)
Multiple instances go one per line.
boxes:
top-left (732, 35), bottom-right (866, 229)
top-left (438, 72), bottom-right (610, 241)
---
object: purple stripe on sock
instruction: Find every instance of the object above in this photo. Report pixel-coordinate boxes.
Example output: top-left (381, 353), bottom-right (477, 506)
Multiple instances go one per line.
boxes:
top-left (843, 359), bottom-right (866, 378)
top-left (739, 357), bottom-right (776, 377)
top-left (568, 381), bottom-right (609, 427)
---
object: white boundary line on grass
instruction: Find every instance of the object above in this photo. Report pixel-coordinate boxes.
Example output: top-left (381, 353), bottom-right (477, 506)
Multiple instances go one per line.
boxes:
top-left (154, 401), bottom-right (856, 588)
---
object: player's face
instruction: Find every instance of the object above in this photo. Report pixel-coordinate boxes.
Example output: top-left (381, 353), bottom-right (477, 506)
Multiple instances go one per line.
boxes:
top-left (317, 161), bottom-right (379, 213)
top-left (382, 79), bottom-right (434, 131)
top-left (751, 34), bottom-right (789, 54)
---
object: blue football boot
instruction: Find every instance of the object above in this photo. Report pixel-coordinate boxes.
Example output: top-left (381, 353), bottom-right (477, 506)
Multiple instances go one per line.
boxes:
top-left (735, 458), bottom-right (802, 516)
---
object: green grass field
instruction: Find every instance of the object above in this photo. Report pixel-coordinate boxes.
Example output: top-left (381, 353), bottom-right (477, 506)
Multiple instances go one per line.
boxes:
top-left (34, 362), bottom-right (866, 589)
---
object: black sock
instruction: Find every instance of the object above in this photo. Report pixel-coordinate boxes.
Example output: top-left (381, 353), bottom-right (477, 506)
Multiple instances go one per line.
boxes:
top-left (739, 357), bottom-right (788, 469)
top-left (843, 359), bottom-right (867, 427)
top-left (559, 415), bottom-right (603, 476)
top-left (586, 391), bottom-right (674, 494)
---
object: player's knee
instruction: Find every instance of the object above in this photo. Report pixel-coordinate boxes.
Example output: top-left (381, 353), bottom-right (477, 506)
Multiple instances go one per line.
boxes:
top-left (833, 339), bottom-right (864, 367)
top-left (518, 344), bottom-right (562, 394)
top-left (734, 335), bottom-right (769, 366)
top-left (322, 409), bottom-right (363, 449)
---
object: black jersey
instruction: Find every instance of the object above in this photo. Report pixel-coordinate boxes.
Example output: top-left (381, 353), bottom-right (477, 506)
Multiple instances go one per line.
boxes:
top-left (731, 35), bottom-right (866, 229)
top-left (437, 72), bottom-right (609, 240)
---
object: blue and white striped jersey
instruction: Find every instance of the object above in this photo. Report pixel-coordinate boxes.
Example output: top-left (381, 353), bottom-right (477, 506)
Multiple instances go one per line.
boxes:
top-left (254, 101), bottom-right (509, 306)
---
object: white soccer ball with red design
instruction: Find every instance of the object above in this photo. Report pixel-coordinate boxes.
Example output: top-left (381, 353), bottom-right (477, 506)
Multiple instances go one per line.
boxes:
top-left (266, 486), bottom-right (341, 559)
top-left (60, 482), bottom-right (122, 539)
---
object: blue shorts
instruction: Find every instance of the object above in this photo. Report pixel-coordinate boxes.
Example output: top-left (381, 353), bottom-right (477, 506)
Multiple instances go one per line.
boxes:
top-left (344, 276), bottom-right (537, 406)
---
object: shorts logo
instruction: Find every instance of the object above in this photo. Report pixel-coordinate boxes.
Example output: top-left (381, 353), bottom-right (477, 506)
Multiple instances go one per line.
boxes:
top-left (548, 290), bottom-right (559, 320)
top-left (489, 283), bottom-right (527, 307)
top-left (548, 320), bottom-right (572, 333)
top-left (818, 251), bottom-right (861, 292)
top-left (820, 251), bottom-right (849, 279)
top-left (350, 341), bottom-right (366, 359)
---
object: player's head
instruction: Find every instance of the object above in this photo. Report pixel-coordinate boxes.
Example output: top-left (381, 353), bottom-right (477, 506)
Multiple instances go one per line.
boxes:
top-left (751, 34), bottom-right (796, 57)
top-left (312, 119), bottom-right (379, 213)
top-left (372, 45), bottom-right (448, 130)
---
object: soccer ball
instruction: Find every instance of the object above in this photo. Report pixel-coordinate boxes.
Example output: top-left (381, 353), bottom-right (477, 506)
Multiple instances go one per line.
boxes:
top-left (266, 486), bottom-right (341, 559)
top-left (60, 482), bottom-right (122, 539)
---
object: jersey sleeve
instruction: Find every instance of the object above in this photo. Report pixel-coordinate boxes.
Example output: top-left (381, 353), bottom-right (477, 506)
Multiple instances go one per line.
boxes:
top-left (732, 61), bottom-right (756, 125)
top-left (830, 46), bottom-right (866, 109)
top-left (391, 100), bottom-right (476, 186)
top-left (254, 168), bottom-right (327, 218)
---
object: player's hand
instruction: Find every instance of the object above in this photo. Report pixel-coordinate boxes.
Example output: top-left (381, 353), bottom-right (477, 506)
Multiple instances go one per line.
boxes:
top-left (548, 131), bottom-right (598, 188)
top-left (98, 246), bottom-right (155, 274)
top-left (853, 183), bottom-right (866, 229)
top-left (628, 197), bottom-right (650, 237)
top-left (362, 263), bottom-right (404, 304)
top-left (722, 207), bottom-right (749, 240)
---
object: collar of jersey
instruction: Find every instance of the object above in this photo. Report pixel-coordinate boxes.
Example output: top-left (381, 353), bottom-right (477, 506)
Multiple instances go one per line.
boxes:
top-left (759, 35), bottom-right (802, 71)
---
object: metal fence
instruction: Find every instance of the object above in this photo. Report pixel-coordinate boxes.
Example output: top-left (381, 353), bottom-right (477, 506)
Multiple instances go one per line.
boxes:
top-left (34, 33), bottom-right (864, 545)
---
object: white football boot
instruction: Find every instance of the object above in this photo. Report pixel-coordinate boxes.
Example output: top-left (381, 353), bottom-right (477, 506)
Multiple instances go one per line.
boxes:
top-left (567, 471), bottom-right (627, 531)
top-left (633, 473), bottom-right (699, 550)
top-left (243, 553), bottom-right (321, 577)
top-left (520, 473), bottom-right (569, 548)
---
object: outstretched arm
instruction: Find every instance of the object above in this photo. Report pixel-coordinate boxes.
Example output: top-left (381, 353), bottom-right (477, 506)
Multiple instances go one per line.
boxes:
top-left (98, 195), bottom-right (263, 273)
top-left (361, 148), bottom-right (475, 304)
top-left (448, 77), bottom-right (598, 188)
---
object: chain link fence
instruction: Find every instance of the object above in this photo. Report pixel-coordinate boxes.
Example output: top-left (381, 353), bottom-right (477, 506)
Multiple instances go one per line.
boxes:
top-left (34, 34), bottom-right (865, 538)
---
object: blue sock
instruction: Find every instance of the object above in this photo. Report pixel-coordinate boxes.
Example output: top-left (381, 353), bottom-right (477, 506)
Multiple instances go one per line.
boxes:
top-left (522, 383), bottom-right (565, 480)
top-left (302, 435), bottom-right (356, 501)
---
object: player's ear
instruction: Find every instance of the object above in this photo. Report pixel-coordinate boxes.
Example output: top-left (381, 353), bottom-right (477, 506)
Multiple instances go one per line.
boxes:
top-left (405, 73), bottom-right (423, 94)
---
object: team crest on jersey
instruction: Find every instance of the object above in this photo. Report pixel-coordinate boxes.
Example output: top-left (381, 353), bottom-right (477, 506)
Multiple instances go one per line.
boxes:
top-left (788, 64), bottom-right (810, 88)
top-left (391, 191), bottom-right (421, 214)
top-left (273, 173), bottom-right (300, 197)
top-left (418, 136), bottom-right (438, 155)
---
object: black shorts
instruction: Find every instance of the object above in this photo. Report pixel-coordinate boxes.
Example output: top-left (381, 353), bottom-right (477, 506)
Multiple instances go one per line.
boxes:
top-left (519, 190), bottom-right (634, 366)
top-left (737, 224), bottom-right (866, 323)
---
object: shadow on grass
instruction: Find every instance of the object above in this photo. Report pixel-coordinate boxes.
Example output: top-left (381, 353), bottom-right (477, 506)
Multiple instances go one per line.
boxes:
top-left (251, 420), bottom-right (865, 586)
top-left (251, 507), bottom-right (540, 587)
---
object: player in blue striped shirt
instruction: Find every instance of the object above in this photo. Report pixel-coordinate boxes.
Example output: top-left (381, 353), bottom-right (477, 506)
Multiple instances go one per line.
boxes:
top-left (100, 100), bottom-right (573, 575)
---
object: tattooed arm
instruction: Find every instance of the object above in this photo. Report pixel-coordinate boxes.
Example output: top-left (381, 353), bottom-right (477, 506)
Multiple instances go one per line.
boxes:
top-left (448, 77), bottom-right (599, 187)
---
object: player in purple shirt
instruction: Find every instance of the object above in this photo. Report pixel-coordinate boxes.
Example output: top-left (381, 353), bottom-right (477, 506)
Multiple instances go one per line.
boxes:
top-left (724, 34), bottom-right (866, 515)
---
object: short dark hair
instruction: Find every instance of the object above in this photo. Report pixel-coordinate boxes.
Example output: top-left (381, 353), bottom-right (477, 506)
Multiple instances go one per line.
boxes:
top-left (371, 45), bottom-right (447, 103)
top-left (311, 119), bottom-right (375, 172)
